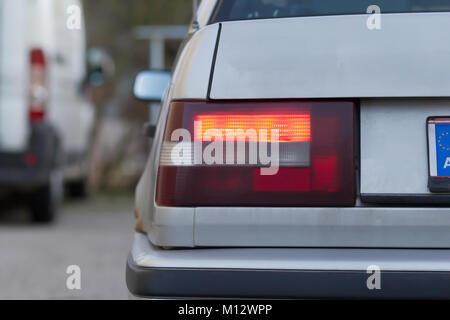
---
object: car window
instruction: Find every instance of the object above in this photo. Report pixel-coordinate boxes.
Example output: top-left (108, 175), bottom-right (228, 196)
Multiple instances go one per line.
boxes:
top-left (210, 0), bottom-right (450, 23)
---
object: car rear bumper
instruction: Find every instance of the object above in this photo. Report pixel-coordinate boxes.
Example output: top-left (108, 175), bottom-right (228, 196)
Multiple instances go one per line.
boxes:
top-left (0, 165), bottom-right (49, 188)
top-left (0, 124), bottom-right (59, 189)
top-left (127, 233), bottom-right (450, 299)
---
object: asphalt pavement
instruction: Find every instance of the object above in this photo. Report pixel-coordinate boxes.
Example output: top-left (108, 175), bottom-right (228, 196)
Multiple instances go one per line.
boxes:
top-left (0, 194), bottom-right (134, 300)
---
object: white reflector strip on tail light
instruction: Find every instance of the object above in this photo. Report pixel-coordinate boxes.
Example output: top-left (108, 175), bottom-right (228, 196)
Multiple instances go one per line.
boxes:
top-left (160, 141), bottom-right (311, 167)
top-left (160, 142), bottom-right (194, 166)
top-left (157, 101), bottom-right (355, 207)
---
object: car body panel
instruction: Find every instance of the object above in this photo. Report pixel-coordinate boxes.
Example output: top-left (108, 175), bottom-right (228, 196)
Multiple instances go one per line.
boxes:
top-left (210, 13), bottom-right (450, 99)
top-left (171, 24), bottom-right (219, 100)
top-left (196, 0), bottom-right (217, 28)
top-left (361, 98), bottom-right (450, 196)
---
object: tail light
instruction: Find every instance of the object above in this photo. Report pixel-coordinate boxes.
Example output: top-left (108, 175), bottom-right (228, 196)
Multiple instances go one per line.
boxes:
top-left (156, 101), bottom-right (355, 207)
top-left (29, 48), bottom-right (48, 124)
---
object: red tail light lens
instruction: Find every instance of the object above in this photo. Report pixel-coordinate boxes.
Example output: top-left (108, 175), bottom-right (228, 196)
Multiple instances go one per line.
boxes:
top-left (156, 101), bottom-right (355, 207)
top-left (29, 48), bottom-right (48, 124)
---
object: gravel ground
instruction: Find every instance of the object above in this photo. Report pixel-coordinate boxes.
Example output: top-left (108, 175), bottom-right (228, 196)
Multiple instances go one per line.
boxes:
top-left (0, 194), bottom-right (134, 300)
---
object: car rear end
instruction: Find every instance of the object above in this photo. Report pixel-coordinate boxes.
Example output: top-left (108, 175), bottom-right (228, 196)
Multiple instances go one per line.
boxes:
top-left (127, 0), bottom-right (450, 299)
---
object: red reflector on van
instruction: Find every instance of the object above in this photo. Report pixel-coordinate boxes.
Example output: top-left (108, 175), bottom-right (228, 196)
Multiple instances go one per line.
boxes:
top-left (30, 48), bottom-right (46, 68)
top-left (29, 48), bottom-right (47, 124)
top-left (156, 101), bottom-right (355, 207)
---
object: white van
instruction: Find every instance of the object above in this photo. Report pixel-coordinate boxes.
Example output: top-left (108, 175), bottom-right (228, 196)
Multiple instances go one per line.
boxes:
top-left (0, 0), bottom-right (94, 222)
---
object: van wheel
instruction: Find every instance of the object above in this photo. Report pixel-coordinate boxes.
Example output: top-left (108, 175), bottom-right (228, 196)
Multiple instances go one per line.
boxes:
top-left (67, 178), bottom-right (88, 199)
top-left (30, 170), bottom-right (63, 223)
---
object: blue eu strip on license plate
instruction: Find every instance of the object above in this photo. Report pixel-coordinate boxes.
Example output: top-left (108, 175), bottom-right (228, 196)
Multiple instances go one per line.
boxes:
top-left (428, 117), bottom-right (450, 192)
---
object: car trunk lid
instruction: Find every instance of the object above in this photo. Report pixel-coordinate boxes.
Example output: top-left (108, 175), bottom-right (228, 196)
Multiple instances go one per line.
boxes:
top-left (209, 13), bottom-right (450, 100)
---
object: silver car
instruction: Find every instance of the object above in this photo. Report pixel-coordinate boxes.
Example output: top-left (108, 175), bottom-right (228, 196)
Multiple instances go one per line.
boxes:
top-left (127, 0), bottom-right (450, 299)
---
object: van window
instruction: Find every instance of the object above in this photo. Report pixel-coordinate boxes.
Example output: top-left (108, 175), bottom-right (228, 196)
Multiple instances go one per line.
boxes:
top-left (210, 0), bottom-right (450, 23)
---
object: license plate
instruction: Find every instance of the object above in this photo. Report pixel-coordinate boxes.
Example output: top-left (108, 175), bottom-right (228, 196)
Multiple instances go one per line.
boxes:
top-left (427, 117), bottom-right (450, 192)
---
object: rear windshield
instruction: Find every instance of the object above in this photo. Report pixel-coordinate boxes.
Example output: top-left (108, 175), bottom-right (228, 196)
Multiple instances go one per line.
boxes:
top-left (210, 0), bottom-right (450, 23)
